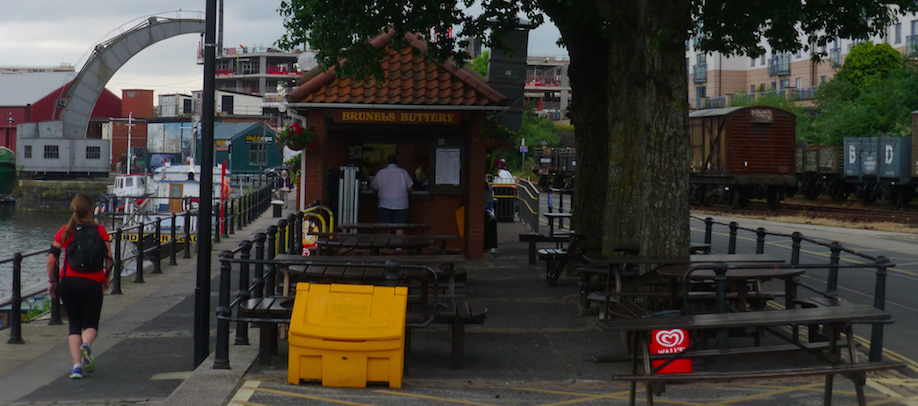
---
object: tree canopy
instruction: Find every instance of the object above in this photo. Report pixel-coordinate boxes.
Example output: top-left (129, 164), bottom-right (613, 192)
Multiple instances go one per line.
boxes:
top-left (277, 0), bottom-right (918, 258)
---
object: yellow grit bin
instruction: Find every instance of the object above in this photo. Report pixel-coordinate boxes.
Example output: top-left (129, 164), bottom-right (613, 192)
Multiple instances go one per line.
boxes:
top-left (287, 283), bottom-right (408, 388)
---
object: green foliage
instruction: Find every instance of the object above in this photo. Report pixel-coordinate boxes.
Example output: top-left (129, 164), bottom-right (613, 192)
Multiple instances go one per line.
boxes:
top-left (834, 42), bottom-right (903, 88)
top-left (471, 50), bottom-right (489, 77)
top-left (285, 153), bottom-right (302, 184)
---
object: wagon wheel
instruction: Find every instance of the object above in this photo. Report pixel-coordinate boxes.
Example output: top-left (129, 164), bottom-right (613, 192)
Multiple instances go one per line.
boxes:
top-left (895, 186), bottom-right (914, 208)
top-left (766, 186), bottom-right (780, 211)
top-left (863, 183), bottom-right (877, 205)
top-left (803, 179), bottom-right (820, 200)
top-left (828, 181), bottom-right (847, 202)
top-left (690, 184), bottom-right (708, 206)
top-left (724, 187), bottom-right (741, 209)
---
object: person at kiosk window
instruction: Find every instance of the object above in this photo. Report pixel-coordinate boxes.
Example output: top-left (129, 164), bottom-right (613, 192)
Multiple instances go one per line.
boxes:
top-left (372, 155), bottom-right (414, 232)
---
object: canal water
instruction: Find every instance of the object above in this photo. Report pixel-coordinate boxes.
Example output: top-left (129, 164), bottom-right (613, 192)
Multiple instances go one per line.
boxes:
top-left (0, 206), bottom-right (74, 294)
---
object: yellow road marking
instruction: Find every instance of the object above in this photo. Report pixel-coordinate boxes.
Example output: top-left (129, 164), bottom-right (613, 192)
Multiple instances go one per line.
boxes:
top-left (246, 386), bottom-right (379, 406)
top-left (373, 389), bottom-right (497, 406)
top-left (229, 381), bottom-right (260, 405)
top-left (707, 383), bottom-right (822, 405)
top-left (229, 401), bottom-right (272, 406)
top-left (865, 380), bottom-right (918, 406)
top-left (513, 387), bottom-right (629, 397)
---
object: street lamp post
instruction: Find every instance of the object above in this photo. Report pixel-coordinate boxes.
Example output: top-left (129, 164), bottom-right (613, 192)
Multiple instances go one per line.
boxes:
top-left (7, 113), bottom-right (13, 148)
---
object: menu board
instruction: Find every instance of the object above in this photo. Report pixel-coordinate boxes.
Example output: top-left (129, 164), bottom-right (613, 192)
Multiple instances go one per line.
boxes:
top-left (435, 148), bottom-right (461, 185)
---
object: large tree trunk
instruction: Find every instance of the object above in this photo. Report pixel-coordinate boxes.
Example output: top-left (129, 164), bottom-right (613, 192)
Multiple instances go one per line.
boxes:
top-left (542, 4), bottom-right (611, 251)
top-left (604, 1), bottom-right (692, 258)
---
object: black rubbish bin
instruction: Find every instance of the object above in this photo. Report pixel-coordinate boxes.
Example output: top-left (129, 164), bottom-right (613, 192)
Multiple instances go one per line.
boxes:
top-left (272, 200), bottom-right (284, 217)
top-left (484, 210), bottom-right (498, 253)
top-left (492, 185), bottom-right (516, 222)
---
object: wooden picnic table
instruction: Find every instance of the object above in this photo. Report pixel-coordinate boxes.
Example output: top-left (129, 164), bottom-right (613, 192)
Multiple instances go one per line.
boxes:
top-left (338, 222), bottom-right (434, 234)
top-left (543, 212), bottom-right (573, 236)
top-left (597, 305), bottom-right (900, 406)
top-left (582, 254), bottom-right (786, 314)
top-left (310, 232), bottom-right (456, 255)
top-left (657, 264), bottom-right (803, 312)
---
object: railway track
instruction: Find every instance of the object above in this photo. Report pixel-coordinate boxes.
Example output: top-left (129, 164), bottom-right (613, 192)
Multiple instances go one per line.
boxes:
top-left (695, 201), bottom-right (918, 227)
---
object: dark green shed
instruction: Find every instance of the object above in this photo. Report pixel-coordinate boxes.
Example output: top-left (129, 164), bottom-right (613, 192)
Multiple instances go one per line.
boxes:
top-left (196, 122), bottom-right (282, 174)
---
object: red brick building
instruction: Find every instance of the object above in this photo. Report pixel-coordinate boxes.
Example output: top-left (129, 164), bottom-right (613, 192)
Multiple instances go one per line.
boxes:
top-left (285, 31), bottom-right (507, 258)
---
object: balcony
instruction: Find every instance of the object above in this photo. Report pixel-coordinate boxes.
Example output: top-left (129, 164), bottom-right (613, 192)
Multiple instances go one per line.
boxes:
top-left (829, 48), bottom-right (842, 68)
top-left (907, 35), bottom-right (918, 58)
top-left (795, 86), bottom-right (818, 101)
top-left (692, 63), bottom-right (707, 83)
top-left (691, 96), bottom-right (725, 110)
top-left (767, 55), bottom-right (791, 77)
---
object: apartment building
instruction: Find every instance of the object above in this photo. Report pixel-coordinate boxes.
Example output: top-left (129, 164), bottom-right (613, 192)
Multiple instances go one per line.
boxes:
top-left (524, 55), bottom-right (571, 120)
top-left (686, 12), bottom-right (918, 110)
top-left (0, 64), bottom-right (75, 75)
top-left (215, 45), bottom-right (300, 97)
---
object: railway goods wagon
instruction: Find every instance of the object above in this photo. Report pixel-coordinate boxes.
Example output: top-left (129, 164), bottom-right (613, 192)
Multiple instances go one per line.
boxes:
top-left (795, 143), bottom-right (847, 201)
top-left (689, 106), bottom-right (797, 209)
top-left (532, 147), bottom-right (576, 190)
top-left (844, 137), bottom-right (913, 205)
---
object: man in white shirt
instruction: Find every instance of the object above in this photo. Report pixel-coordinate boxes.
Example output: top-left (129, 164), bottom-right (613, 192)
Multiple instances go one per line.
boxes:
top-left (371, 155), bottom-right (414, 227)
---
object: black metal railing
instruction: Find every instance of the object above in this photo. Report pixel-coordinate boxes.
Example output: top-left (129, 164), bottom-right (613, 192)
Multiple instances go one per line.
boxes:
top-left (694, 215), bottom-right (892, 362)
top-left (516, 178), bottom-right (540, 234)
top-left (1, 184), bottom-right (273, 343)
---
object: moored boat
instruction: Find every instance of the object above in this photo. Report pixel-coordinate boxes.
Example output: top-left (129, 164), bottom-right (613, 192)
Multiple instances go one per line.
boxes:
top-left (0, 147), bottom-right (15, 196)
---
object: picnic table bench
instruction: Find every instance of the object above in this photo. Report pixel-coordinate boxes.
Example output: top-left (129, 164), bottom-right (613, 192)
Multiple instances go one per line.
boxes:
top-left (598, 305), bottom-right (903, 406)
top-left (338, 222), bottom-right (433, 234)
top-left (311, 232), bottom-right (456, 255)
top-left (241, 258), bottom-right (485, 369)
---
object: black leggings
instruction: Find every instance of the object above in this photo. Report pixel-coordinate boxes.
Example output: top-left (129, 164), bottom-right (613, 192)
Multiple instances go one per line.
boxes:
top-left (59, 277), bottom-right (103, 335)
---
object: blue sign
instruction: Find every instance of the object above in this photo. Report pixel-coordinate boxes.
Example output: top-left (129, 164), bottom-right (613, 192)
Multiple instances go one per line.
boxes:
top-left (520, 145), bottom-right (529, 153)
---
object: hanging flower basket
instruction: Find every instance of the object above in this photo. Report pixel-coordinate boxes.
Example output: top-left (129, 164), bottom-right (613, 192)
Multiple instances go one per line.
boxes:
top-left (479, 118), bottom-right (515, 151)
top-left (276, 122), bottom-right (316, 151)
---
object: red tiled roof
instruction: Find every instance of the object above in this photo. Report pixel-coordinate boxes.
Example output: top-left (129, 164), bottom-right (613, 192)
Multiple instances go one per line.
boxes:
top-left (286, 31), bottom-right (506, 106)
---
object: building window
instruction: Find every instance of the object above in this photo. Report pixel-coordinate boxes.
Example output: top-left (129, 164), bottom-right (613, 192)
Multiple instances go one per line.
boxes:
top-left (912, 20), bottom-right (918, 36)
top-left (820, 75), bottom-right (828, 84)
top-left (44, 145), bottom-right (59, 159)
top-left (86, 146), bottom-right (101, 160)
top-left (760, 54), bottom-right (765, 65)
top-left (771, 82), bottom-right (777, 90)
top-left (249, 143), bottom-right (267, 166)
top-left (896, 23), bottom-right (902, 44)
top-left (24, 146), bottom-right (31, 159)
top-left (796, 77), bottom-right (802, 88)
top-left (750, 84), bottom-right (756, 93)
top-left (751, 57), bottom-right (756, 67)
top-left (696, 86), bottom-right (706, 99)
top-left (779, 79), bottom-right (790, 89)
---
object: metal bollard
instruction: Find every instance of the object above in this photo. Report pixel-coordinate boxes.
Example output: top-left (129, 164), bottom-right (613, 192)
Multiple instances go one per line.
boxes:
top-left (728, 222), bottom-right (738, 254)
top-left (277, 219), bottom-right (288, 257)
top-left (790, 232), bottom-right (802, 265)
top-left (153, 218), bottom-right (163, 274)
top-left (169, 213), bottom-right (178, 266)
top-left (214, 204), bottom-right (221, 243)
top-left (214, 250), bottom-right (233, 370)
top-left (135, 224), bottom-right (145, 283)
top-left (287, 213), bottom-right (297, 254)
top-left (713, 262), bottom-right (730, 372)
top-left (112, 229), bottom-right (123, 295)
top-left (266, 226), bottom-right (277, 297)
top-left (295, 211), bottom-right (304, 250)
top-left (253, 233), bottom-right (266, 299)
top-left (704, 217), bottom-right (713, 245)
top-left (825, 242), bottom-right (842, 300)
top-left (235, 240), bottom-right (253, 346)
top-left (755, 227), bottom-right (766, 254)
top-left (8, 253), bottom-right (24, 344)
top-left (184, 209), bottom-right (192, 259)
top-left (870, 256), bottom-right (890, 362)
top-left (229, 199), bottom-right (235, 235)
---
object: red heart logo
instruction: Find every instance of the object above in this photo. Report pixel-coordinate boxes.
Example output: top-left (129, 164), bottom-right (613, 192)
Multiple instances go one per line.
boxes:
top-left (655, 329), bottom-right (685, 347)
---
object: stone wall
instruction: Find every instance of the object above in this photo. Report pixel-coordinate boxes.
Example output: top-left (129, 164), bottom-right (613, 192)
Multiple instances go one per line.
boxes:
top-left (17, 179), bottom-right (110, 211)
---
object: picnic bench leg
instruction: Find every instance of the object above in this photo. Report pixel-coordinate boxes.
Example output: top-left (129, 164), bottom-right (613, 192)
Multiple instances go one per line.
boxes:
top-left (450, 319), bottom-right (466, 370)
top-left (629, 332), bottom-right (639, 406)
top-left (528, 240), bottom-right (537, 265)
top-left (844, 323), bottom-right (868, 406)
top-left (257, 322), bottom-right (273, 365)
top-left (640, 335), bottom-right (655, 406)
top-left (823, 322), bottom-right (842, 406)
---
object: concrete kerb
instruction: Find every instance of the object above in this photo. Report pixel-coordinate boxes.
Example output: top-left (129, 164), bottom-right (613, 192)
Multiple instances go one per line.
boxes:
top-left (0, 203), bottom-right (297, 405)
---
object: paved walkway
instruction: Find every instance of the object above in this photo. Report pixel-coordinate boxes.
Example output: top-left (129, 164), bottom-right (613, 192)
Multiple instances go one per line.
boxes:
top-left (3, 211), bottom-right (918, 405)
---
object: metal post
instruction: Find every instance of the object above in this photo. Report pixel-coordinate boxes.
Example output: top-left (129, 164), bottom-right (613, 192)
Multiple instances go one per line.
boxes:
top-left (49, 258), bottom-right (62, 325)
top-left (728, 222), bottom-right (738, 254)
top-left (755, 227), bottom-right (766, 254)
top-left (287, 213), bottom-right (297, 254)
top-left (253, 233), bottom-right (266, 298)
top-left (169, 213), bottom-right (178, 266)
top-left (184, 208), bottom-right (192, 259)
top-left (229, 198), bottom-right (235, 235)
top-left (153, 218), bottom-right (163, 274)
top-left (235, 240), bottom-right (253, 345)
top-left (825, 242), bottom-right (842, 300)
top-left (214, 203), bottom-right (221, 243)
top-left (295, 211), bottom-right (304, 250)
top-left (135, 224), bottom-right (145, 283)
top-left (112, 229), bottom-right (123, 295)
top-left (704, 217), bottom-right (713, 245)
top-left (8, 253), bottom-right (24, 344)
top-left (790, 232), bottom-right (802, 265)
top-left (266, 226), bottom-right (277, 297)
top-left (214, 251), bottom-right (233, 369)
top-left (870, 256), bottom-right (890, 362)
top-left (277, 220), bottom-right (288, 257)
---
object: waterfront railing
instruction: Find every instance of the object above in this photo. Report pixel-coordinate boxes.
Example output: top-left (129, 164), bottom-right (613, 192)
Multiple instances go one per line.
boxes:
top-left (2, 184), bottom-right (273, 344)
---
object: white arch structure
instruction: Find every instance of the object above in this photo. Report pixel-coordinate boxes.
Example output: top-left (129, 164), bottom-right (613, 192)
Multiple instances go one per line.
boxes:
top-left (55, 12), bottom-right (205, 138)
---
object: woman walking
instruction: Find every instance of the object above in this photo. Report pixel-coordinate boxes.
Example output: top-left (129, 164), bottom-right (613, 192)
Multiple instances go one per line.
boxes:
top-left (46, 193), bottom-right (113, 379)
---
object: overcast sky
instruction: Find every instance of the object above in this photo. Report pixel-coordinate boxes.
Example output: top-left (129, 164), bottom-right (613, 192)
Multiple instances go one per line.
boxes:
top-left (0, 1), bottom-right (567, 102)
